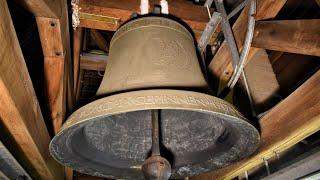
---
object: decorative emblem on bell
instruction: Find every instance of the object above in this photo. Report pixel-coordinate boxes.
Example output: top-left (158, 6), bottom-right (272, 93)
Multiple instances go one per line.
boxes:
top-left (50, 16), bottom-right (260, 179)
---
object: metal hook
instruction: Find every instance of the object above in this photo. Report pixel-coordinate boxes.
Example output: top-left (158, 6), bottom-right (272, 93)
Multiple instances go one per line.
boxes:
top-left (97, 71), bottom-right (104, 77)
top-left (273, 150), bottom-right (280, 160)
top-left (245, 170), bottom-right (249, 180)
top-left (263, 158), bottom-right (271, 175)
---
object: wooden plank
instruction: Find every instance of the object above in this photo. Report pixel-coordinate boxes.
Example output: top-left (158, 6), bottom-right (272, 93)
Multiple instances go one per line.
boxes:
top-left (35, 0), bottom-right (74, 133)
top-left (0, 1), bottom-right (63, 179)
top-left (73, 28), bottom-right (84, 95)
top-left (272, 53), bottom-right (319, 95)
top-left (16, 0), bottom-right (61, 18)
top-left (252, 20), bottom-right (320, 57)
top-left (80, 53), bottom-right (108, 71)
top-left (77, 0), bottom-right (211, 32)
top-left (42, 56), bottom-right (66, 133)
top-left (208, 0), bottom-right (287, 86)
top-left (0, 141), bottom-right (32, 179)
top-left (244, 49), bottom-right (280, 113)
top-left (36, 17), bottom-right (65, 57)
top-left (75, 70), bottom-right (84, 104)
top-left (90, 29), bottom-right (109, 52)
top-left (36, 17), bottom-right (67, 134)
top-left (192, 69), bottom-right (320, 180)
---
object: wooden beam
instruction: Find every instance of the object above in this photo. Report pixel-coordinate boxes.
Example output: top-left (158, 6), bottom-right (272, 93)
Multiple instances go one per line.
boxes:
top-left (0, 1), bottom-right (63, 179)
top-left (272, 53), bottom-right (319, 95)
top-left (90, 30), bottom-right (109, 52)
top-left (252, 20), bottom-right (320, 57)
top-left (75, 70), bottom-right (84, 104)
top-left (209, 0), bottom-right (287, 87)
top-left (16, 0), bottom-right (61, 18)
top-left (76, 0), bottom-right (212, 33)
top-left (192, 69), bottom-right (320, 180)
top-left (42, 56), bottom-right (66, 134)
top-left (35, 0), bottom-right (74, 133)
top-left (73, 28), bottom-right (84, 95)
top-left (244, 49), bottom-right (280, 113)
top-left (80, 53), bottom-right (108, 71)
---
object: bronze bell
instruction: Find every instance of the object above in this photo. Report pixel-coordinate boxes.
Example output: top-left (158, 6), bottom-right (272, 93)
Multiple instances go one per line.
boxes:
top-left (50, 17), bottom-right (260, 179)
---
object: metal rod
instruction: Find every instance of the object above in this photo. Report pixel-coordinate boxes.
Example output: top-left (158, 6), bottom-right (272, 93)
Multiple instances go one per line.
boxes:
top-left (214, 0), bottom-right (240, 67)
top-left (227, 0), bottom-right (256, 89)
top-left (241, 71), bottom-right (257, 117)
top-left (274, 150), bottom-right (280, 160)
top-left (206, 5), bottom-right (212, 19)
top-left (227, 0), bottom-right (250, 20)
top-left (151, 109), bottom-right (160, 156)
top-left (215, 0), bottom-right (257, 119)
top-left (198, 12), bottom-right (222, 52)
top-left (204, 0), bottom-right (214, 7)
top-left (263, 158), bottom-right (271, 175)
top-left (245, 170), bottom-right (249, 180)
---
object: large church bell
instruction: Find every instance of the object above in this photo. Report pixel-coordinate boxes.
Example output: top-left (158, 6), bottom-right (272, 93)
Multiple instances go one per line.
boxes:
top-left (50, 16), bottom-right (260, 179)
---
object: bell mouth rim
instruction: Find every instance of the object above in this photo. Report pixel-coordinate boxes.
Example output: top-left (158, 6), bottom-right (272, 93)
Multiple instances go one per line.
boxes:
top-left (57, 89), bottom-right (254, 133)
top-left (50, 89), bottom-right (260, 178)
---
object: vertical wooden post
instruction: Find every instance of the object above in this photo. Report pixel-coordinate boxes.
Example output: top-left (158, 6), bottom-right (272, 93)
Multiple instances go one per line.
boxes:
top-left (73, 27), bottom-right (84, 96)
top-left (34, 0), bottom-right (74, 133)
top-left (0, 0), bottom-right (63, 179)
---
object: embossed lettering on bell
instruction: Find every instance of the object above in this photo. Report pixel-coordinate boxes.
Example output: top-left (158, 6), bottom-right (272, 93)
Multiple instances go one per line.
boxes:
top-left (50, 17), bottom-right (260, 179)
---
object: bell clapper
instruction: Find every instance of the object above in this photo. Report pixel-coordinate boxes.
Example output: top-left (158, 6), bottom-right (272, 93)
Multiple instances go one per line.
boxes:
top-left (142, 109), bottom-right (171, 180)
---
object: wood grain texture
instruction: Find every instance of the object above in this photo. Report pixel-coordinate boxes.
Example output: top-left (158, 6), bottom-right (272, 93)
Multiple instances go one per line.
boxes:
top-left (35, 0), bottom-right (74, 133)
top-left (16, 0), bottom-right (62, 18)
top-left (192, 69), bottom-right (320, 179)
top-left (43, 56), bottom-right (66, 133)
top-left (244, 49), bottom-right (280, 113)
top-left (252, 20), bottom-right (320, 56)
top-left (80, 53), bottom-right (108, 71)
top-left (272, 53), bottom-right (319, 95)
top-left (0, 1), bottom-right (63, 179)
top-left (73, 28), bottom-right (84, 95)
top-left (78, 0), bottom-right (211, 32)
top-left (90, 30), bottom-right (109, 52)
top-left (209, 0), bottom-right (287, 84)
top-left (36, 17), bottom-right (64, 57)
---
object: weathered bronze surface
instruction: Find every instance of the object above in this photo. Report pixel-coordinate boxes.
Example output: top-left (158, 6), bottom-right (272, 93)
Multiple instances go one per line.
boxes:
top-left (50, 17), bottom-right (260, 179)
top-left (96, 17), bottom-right (208, 95)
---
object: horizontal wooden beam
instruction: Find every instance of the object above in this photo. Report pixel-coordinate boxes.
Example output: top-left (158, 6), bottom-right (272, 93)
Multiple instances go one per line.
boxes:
top-left (252, 19), bottom-right (320, 57)
top-left (80, 53), bottom-right (108, 71)
top-left (77, 0), bottom-right (212, 32)
top-left (192, 69), bottom-right (320, 180)
top-left (208, 0), bottom-right (287, 86)
top-left (0, 1), bottom-right (63, 179)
